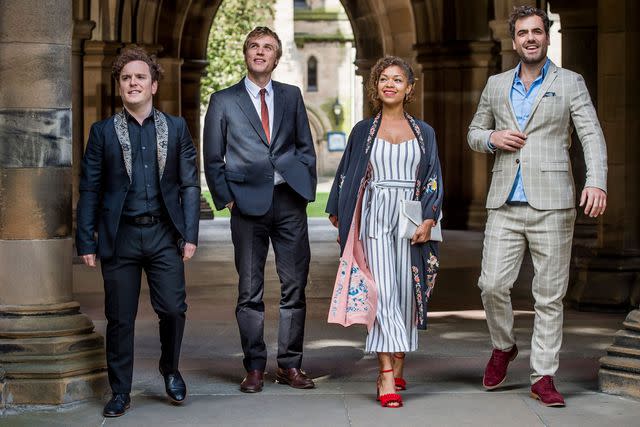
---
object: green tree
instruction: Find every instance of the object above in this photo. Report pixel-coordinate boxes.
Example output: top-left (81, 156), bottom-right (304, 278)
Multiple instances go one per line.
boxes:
top-left (201, 0), bottom-right (275, 107)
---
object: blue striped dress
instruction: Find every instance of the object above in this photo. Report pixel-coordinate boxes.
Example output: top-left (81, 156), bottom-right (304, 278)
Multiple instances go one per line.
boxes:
top-left (362, 137), bottom-right (420, 352)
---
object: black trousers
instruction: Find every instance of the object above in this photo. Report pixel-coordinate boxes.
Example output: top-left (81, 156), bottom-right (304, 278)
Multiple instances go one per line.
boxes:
top-left (230, 184), bottom-right (311, 371)
top-left (101, 220), bottom-right (187, 394)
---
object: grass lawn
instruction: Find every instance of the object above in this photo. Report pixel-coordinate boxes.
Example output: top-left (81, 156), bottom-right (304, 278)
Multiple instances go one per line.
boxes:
top-left (203, 191), bottom-right (329, 218)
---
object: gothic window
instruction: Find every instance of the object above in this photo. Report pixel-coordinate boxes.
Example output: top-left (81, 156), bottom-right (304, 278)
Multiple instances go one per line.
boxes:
top-left (307, 56), bottom-right (318, 92)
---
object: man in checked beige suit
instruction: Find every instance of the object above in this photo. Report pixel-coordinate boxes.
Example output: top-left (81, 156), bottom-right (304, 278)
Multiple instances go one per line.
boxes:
top-left (468, 6), bottom-right (607, 407)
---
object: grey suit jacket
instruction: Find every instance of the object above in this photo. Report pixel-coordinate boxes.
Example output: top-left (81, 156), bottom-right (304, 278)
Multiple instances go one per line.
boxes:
top-left (203, 79), bottom-right (317, 216)
top-left (468, 61), bottom-right (607, 210)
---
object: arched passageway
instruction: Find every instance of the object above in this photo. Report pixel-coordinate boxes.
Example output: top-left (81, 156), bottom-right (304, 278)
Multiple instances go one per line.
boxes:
top-left (0, 0), bottom-right (638, 407)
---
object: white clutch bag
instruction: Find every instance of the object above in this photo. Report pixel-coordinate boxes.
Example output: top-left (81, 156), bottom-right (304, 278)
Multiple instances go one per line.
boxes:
top-left (398, 200), bottom-right (443, 241)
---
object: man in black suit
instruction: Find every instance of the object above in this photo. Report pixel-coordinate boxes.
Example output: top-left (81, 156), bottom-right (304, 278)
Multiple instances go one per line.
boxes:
top-left (76, 46), bottom-right (200, 417)
top-left (204, 27), bottom-right (317, 392)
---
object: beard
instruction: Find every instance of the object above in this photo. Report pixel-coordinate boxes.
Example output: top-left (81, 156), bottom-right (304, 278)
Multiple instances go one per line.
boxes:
top-left (518, 44), bottom-right (547, 65)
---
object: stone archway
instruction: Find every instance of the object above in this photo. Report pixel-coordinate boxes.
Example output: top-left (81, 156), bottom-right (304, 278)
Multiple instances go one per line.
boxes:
top-left (73, 0), bottom-right (424, 213)
top-left (171, 0), bottom-right (420, 151)
top-left (1, 0), bottom-right (638, 409)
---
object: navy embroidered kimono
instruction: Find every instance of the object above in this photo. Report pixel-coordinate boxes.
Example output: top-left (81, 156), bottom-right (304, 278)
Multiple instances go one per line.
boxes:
top-left (326, 112), bottom-right (444, 329)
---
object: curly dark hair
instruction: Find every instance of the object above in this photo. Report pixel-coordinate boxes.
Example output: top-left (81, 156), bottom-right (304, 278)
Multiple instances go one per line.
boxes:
top-left (112, 45), bottom-right (164, 82)
top-left (508, 5), bottom-right (551, 39)
top-left (366, 56), bottom-right (416, 112)
top-left (243, 26), bottom-right (283, 61)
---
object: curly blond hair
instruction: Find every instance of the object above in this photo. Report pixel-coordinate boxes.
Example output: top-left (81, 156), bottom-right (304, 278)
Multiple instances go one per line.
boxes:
top-left (367, 56), bottom-right (416, 112)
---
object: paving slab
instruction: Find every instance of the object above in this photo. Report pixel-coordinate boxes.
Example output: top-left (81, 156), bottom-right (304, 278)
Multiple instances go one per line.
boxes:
top-left (2, 220), bottom-right (639, 426)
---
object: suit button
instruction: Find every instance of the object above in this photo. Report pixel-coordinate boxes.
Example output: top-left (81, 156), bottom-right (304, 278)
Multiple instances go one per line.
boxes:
top-left (515, 159), bottom-right (520, 164)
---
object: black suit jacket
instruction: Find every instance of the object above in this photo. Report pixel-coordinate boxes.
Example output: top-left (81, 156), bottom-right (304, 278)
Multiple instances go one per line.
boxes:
top-left (203, 79), bottom-right (317, 216)
top-left (76, 111), bottom-right (200, 259)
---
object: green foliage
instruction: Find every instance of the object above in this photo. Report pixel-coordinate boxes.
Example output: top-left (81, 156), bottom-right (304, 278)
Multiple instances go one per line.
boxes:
top-left (200, 0), bottom-right (275, 107)
top-left (202, 191), bottom-right (329, 218)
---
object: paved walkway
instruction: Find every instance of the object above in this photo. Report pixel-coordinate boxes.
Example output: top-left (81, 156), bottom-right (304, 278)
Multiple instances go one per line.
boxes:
top-left (2, 220), bottom-right (638, 426)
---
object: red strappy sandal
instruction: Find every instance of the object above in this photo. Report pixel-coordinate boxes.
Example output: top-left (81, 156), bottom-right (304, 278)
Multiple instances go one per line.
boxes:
top-left (393, 353), bottom-right (407, 391)
top-left (376, 369), bottom-right (403, 408)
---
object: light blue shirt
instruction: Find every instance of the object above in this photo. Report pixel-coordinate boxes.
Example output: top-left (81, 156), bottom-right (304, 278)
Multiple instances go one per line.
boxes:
top-left (505, 58), bottom-right (550, 202)
top-left (244, 76), bottom-right (284, 185)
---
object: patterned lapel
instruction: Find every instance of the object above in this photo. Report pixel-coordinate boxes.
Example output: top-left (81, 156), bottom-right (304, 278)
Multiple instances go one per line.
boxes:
top-left (405, 113), bottom-right (428, 201)
top-left (114, 111), bottom-right (132, 182)
top-left (364, 111), bottom-right (382, 155)
top-left (154, 109), bottom-right (168, 179)
top-left (234, 80), bottom-right (269, 147)
top-left (113, 108), bottom-right (169, 182)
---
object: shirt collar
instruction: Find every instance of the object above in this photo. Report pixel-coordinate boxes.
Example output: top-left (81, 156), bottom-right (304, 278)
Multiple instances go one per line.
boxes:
top-left (244, 76), bottom-right (273, 98)
top-left (514, 58), bottom-right (550, 84)
top-left (123, 107), bottom-right (154, 123)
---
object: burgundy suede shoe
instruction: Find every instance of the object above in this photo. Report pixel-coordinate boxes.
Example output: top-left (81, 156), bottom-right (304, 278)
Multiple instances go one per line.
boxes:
top-left (482, 345), bottom-right (518, 390)
top-left (530, 376), bottom-right (565, 407)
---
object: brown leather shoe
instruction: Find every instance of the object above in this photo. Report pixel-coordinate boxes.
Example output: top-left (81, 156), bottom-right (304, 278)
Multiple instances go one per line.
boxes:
top-left (275, 368), bottom-right (315, 389)
top-left (240, 370), bottom-right (264, 393)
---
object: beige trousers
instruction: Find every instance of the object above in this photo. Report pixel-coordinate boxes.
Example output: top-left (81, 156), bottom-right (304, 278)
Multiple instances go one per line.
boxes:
top-left (478, 204), bottom-right (576, 383)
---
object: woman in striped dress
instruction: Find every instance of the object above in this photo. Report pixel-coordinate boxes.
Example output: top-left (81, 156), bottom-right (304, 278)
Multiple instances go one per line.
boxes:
top-left (327, 56), bottom-right (444, 408)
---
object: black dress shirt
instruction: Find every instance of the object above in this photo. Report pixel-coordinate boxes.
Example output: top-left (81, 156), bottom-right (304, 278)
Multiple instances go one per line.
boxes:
top-left (122, 110), bottom-right (164, 217)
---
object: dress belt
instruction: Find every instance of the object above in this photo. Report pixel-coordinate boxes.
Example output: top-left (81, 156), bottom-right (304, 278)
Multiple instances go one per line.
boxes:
top-left (122, 214), bottom-right (165, 226)
top-left (362, 179), bottom-right (415, 240)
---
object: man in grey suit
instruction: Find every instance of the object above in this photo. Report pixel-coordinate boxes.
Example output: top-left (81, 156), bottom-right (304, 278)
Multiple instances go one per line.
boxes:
top-left (203, 27), bottom-right (316, 393)
top-left (468, 6), bottom-right (607, 407)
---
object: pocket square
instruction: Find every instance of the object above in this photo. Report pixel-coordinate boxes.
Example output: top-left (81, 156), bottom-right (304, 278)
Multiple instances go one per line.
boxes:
top-left (543, 91), bottom-right (556, 97)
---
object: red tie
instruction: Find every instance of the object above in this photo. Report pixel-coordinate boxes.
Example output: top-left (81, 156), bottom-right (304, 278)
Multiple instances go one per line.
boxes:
top-left (259, 88), bottom-right (270, 144)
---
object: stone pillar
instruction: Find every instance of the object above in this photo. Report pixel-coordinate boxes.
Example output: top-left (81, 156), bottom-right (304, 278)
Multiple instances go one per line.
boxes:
top-left (594, 0), bottom-right (640, 400)
top-left (550, 1), bottom-right (607, 308)
top-left (157, 56), bottom-right (182, 116)
top-left (0, 0), bottom-right (106, 407)
top-left (182, 59), bottom-right (213, 219)
top-left (82, 40), bottom-right (122, 141)
top-left (72, 19), bottom-right (95, 232)
top-left (569, 0), bottom-right (640, 310)
top-left (354, 58), bottom-right (375, 118)
top-left (464, 0), bottom-right (534, 229)
top-left (557, 4), bottom-right (599, 248)
top-left (417, 41), bottom-right (499, 229)
top-left (490, 0), bottom-right (534, 71)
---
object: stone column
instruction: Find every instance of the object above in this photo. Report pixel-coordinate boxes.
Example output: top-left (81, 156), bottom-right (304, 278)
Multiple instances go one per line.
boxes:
top-left (463, 0), bottom-right (534, 229)
top-left (354, 58), bottom-right (375, 118)
top-left (417, 41), bottom-right (499, 229)
top-left (82, 40), bottom-right (122, 141)
top-left (72, 19), bottom-right (95, 231)
top-left (0, 0), bottom-right (106, 407)
top-left (569, 0), bottom-right (640, 310)
top-left (182, 59), bottom-right (214, 219)
top-left (549, 1), bottom-right (607, 308)
top-left (157, 56), bottom-right (183, 116)
top-left (594, 0), bottom-right (640, 400)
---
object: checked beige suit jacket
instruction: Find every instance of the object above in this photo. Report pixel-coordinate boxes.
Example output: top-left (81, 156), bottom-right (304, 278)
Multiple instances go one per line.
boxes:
top-left (468, 61), bottom-right (607, 210)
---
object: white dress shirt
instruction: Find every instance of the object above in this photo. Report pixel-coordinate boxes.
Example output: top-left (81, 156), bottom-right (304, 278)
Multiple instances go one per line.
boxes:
top-left (244, 77), bottom-right (284, 185)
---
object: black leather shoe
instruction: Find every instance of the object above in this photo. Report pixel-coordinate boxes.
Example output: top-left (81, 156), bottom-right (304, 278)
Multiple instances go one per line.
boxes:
top-left (160, 368), bottom-right (187, 403)
top-left (103, 393), bottom-right (130, 417)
